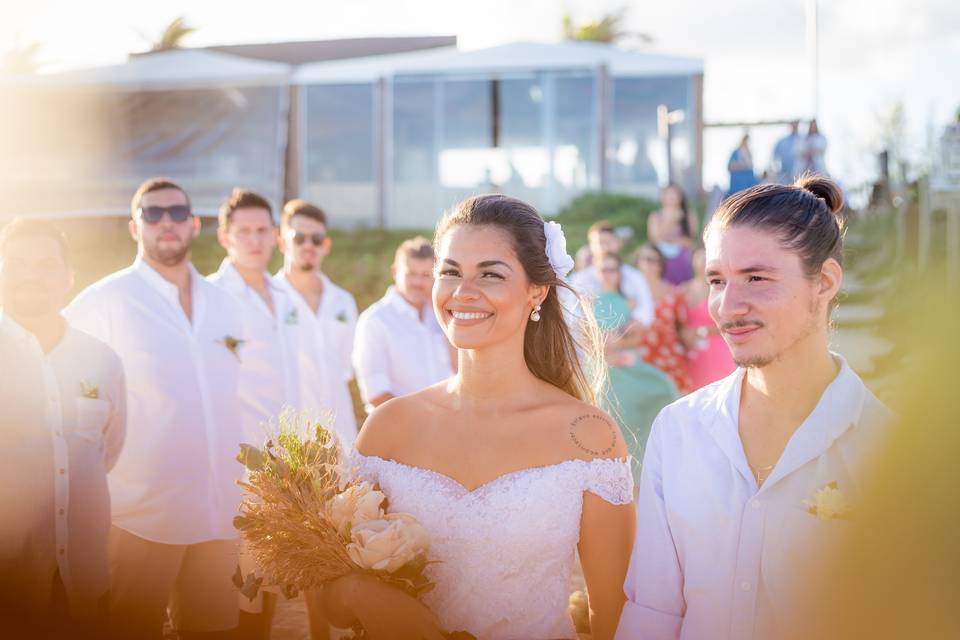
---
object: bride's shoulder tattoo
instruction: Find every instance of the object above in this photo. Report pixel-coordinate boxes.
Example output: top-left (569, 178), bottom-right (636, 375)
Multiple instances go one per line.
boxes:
top-left (568, 413), bottom-right (618, 457)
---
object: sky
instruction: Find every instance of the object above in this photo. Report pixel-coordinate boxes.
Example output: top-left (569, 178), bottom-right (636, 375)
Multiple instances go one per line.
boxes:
top-left (3, 0), bottom-right (959, 194)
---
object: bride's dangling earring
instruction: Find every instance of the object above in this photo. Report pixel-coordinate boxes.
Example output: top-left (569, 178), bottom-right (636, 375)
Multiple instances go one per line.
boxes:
top-left (530, 304), bottom-right (541, 322)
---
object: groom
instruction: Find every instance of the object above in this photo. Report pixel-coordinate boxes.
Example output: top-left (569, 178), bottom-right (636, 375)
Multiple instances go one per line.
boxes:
top-left (616, 179), bottom-right (891, 640)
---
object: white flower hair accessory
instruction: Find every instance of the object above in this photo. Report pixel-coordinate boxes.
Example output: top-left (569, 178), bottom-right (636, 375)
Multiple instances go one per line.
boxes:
top-left (543, 221), bottom-right (575, 280)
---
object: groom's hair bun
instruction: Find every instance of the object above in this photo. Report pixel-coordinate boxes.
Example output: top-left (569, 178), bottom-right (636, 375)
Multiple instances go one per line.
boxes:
top-left (705, 174), bottom-right (846, 315)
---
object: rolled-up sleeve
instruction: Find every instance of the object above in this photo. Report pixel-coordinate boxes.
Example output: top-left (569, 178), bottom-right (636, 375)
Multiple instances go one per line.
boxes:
top-left (352, 313), bottom-right (392, 405)
top-left (616, 416), bottom-right (685, 640)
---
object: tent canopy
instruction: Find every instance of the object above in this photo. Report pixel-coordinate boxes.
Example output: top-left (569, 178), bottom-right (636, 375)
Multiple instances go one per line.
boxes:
top-left (294, 41), bottom-right (703, 84)
top-left (14, 49), bottom-right (292, 91)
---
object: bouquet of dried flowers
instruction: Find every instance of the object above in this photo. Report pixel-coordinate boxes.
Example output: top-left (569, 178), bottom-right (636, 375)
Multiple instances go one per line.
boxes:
top-left (234, 411), bottom-right (471, 638)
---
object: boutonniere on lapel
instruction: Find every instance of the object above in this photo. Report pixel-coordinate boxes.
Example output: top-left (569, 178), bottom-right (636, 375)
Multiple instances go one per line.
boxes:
top-left (284, 308), bottom-right (299, 325)
top-left (335, 311), bottom-right (348, 323)
top-left (219, 335), bottom-right (247, 362)
top-left (80, 380), bottom-right (99, 399)
top-left (802, 481), bottom-right (851, 520)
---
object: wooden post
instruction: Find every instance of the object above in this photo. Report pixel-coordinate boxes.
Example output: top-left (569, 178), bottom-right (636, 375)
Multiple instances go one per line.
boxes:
top-left (918, 176), bottom-right (932, 270)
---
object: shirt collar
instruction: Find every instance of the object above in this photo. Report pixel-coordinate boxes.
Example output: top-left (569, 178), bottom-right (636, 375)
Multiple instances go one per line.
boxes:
top-left (383, 286), bottom-right (423, 321)
top-left (0, 311), bottom-right (33, 343)
top-left (708, 354), bottom-right (866, 492)
top-left (215, 259), bottom-right (280, 296)
top-left (134, 255), bottom-right (201, 299)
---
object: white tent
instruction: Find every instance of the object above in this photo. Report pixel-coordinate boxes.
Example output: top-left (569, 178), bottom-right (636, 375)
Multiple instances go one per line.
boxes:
top-left (293, 41), bottom-right (703, 84)
top-left (21, 49), bottom-right (291, 90)
top-left (1, 50), bottom-right (292, 220)
top-left (293, 41), bottom-right (704, 228)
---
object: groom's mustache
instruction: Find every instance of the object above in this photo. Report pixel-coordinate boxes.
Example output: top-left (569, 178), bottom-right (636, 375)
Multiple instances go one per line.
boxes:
top-left (720, 320), bottom-right (765, 332)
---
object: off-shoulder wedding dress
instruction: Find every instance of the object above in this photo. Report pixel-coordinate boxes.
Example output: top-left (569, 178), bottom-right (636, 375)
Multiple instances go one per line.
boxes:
top-left (353, 453), bottom-right (634, 640)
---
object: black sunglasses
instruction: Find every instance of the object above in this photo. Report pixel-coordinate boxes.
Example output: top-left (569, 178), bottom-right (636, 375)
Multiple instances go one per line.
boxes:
top-left (139, 205), bottom-right (193, 224)
top-left (292, 231), bottom-right (326, 246)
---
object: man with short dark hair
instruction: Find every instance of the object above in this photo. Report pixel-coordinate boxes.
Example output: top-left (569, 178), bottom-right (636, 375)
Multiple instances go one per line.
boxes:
top-left (353, 236), bottom-right (454, 410)
top-left (569, 221), bottom-right (655, 325)
top-left (66, 177), bottom-right (249, 639)
top-left (208, 188), bottom-right (298, 639)
top-left (273, 199), bottom-right (358, 444)
top-left (0, 218), bottom-right (125, 638)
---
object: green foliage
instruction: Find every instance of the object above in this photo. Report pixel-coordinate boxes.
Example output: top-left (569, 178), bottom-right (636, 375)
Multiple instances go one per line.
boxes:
top-left (551, 191), bottom-right (660, 258)
top-left (152, 16), bottom-right (196, 51)
top-left (561, 8), bottom-right (652, 46)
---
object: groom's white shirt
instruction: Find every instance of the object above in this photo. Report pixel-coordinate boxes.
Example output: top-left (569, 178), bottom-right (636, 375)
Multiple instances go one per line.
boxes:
top-left (616, 355), bottom-right (891, 640)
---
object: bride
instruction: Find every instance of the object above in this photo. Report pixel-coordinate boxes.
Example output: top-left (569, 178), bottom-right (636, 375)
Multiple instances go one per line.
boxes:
top-left (323, 194), bottom-right (636, 640)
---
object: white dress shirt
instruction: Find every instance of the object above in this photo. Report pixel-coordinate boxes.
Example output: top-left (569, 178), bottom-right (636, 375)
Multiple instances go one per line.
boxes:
top-left (352, 286), bottom-right (453, 411)
top-left (273, 272), bottom-right (358, 443)
top-left (0, 314), bottom-right (125, 615)
top-left (208, 260), bottom-right (300, 444)
top-left (569, 264), bottom-right (656, 325)
top-left (616, 355), bottom-right (891, 640)
top-left (65, 258), bottom-right (248, 544)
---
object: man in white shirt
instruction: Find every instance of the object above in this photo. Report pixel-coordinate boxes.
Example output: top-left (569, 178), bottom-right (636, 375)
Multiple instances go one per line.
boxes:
top-left (273, 199), bottom-right (358, 444)
top-left (353, 236), bottom-right (454, 411)
top-left (272, 199), bottom-right (360, 639)
top-left (616, 178), bottom-right (892, 640)
top-left (65, 178), bottom-right (248, 640)
top-left (207, 188), bottom-right (299, 639)
top-left (208, 188), bottom-right (299, 442)
top-left (569, 221), bottom-right (655, 325)
top-left (0, 218), bottom-right (125, 638)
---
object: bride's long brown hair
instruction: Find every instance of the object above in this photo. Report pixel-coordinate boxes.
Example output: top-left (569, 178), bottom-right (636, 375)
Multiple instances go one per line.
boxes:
top-left (435, 194), bottom-right (606, 405)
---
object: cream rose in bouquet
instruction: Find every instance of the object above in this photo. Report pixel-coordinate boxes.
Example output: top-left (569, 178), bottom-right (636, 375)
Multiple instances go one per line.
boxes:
top-left (234, 410), bottom-right (465, 637)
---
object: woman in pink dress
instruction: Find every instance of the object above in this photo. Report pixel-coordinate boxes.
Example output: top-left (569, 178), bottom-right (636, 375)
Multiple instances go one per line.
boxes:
top-left (682, 247), bottom-right (736, 389)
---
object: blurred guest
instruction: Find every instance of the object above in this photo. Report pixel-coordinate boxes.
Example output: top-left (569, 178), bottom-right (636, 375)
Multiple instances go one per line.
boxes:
top-left (0, 218), bottom-right (125, 638)
top-left (617, 177), bottom-right (891, 640)
top-left (208, 188), bottom-right (299, 640)
top-left (632, 243), bottom-right (693, 394)
top-left (801, 118), bottom-right (828, 176)
top-left (728, 133), bottom-right (759, 194)
top-left (592, 252), bottom-right (679, 479)
top-left (569, 221), bottom-right (655, 325)
top-left (353, 236), bottom-right (453, 412)
top-left (274, 200), bottom-right (358, 445)
top-left (682, 247), bottom-right (735, 390)
top-left (66, 178), bottom-right (248, 640)
top-left (646, 184), bottom-right (699, 285)
top-left (772, 120), bottom-right (802, 183)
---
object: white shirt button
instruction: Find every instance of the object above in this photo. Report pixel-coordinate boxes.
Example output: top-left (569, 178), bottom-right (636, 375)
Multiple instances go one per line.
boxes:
top-left (751, 499), bottom-right (761, 509)
top-left (740, 581), bottom-right (752, 591)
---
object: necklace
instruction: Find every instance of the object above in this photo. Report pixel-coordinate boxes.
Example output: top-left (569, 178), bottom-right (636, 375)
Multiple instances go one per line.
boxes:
top-left (749, 462), bottom-right (776, 487)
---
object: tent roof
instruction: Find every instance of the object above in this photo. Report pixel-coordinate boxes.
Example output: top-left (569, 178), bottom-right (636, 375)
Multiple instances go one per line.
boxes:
top-left (294, 41), bottom-right (703, 84)
top-left (16, 49), bottom-right (291, 91)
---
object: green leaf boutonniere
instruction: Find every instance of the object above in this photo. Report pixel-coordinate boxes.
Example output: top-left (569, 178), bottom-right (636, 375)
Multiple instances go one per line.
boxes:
top-left (80, 380), bottom-right (99, 399)
top-left (219, 335), bottom-right (246, 361)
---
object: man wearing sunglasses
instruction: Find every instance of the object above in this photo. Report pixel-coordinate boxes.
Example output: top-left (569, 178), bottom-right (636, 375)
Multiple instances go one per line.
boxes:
top-left (273, 200), bottom-right (358, 447)
top-left (65, 178), bottom-right (249, 640)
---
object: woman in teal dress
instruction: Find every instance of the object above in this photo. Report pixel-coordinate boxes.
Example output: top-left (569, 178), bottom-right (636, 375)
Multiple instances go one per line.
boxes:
top-left (592, 253), bottom-right (679, 482)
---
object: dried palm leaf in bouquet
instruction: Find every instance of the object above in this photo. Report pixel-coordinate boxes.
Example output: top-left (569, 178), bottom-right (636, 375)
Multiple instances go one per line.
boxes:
top-left (234, 410), bottom-right (473, 639)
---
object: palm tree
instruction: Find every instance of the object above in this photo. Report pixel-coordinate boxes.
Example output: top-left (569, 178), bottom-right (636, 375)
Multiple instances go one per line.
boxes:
top-left (1, 41), bottom-right (45, 75)
top-left (150, 16), bottom-right (196, 51)
top-left (562, 7), bottom-right (652, 46)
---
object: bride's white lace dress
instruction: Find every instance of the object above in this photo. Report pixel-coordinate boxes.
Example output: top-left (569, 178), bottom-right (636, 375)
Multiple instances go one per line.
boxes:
top-left (352, 453), bottom-right (634, 640)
